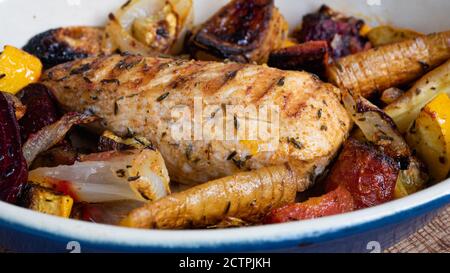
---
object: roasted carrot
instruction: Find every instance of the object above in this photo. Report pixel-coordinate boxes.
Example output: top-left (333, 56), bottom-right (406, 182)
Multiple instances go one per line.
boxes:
top-left (120, 165), bottom-right (297, 229)
top-left (327, 31), bottom-right (450, 98)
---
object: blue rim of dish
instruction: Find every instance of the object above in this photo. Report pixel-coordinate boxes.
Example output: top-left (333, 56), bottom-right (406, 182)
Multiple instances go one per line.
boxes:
top-left (0, 179), bottom-right (449, 252)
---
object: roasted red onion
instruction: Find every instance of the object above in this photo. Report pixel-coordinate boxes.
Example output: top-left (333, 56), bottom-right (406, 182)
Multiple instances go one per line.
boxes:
top-left (22, 112), bottom-right (97, 166)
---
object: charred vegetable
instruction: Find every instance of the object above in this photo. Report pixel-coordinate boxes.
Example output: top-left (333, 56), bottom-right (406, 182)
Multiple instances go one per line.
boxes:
top-left (187, 0), bottom-right (288, 64)
top-left (30, 144), bottom-right (78, 170)
top-left (121, 165), bottom-right (297, 229)
top-left (98, 130), bottom-right (154, 152)
top-left (22, 112), bottom-right (97, 165)
top-left (0, 46), bottom-right (42, 94)
top-left (264, 185), bottom-right (355, 224)
top-left (23, 27), bottom-right (107, 69)
top-left (406, 93), bottom-right (450, 182)
top-left (342, 90), bottom-right (428, 197)
top-left (267, 40), bottom-right (329, 77)
top-left (0, 93), bottom-right (28, 204)
top-left (104, 0), bottom-right (193, 56)
top-left (384, 59), bottom-right (450, 133)
top-left (294, 5), bottom-right (371, 59)
top-left (18, 183), bottom-right (73, 218)
top-left (327, 31), bottom-right (450, 98)
top-left (325, 138), bottom-right (399, 208)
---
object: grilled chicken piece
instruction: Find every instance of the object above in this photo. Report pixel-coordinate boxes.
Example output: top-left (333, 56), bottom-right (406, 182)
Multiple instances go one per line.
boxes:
top-left (23, 27), bottom-right (109, 69)
top-left (42, 54), bottom-right (351, 228)
top-left (187, 0), bottom-right (288, 64)
top-left (42, 54), bottom-right (351, 187)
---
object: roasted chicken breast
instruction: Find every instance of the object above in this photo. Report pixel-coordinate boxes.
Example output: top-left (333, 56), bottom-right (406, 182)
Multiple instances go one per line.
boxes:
top-left (42, 54), bottom-right (351, 192)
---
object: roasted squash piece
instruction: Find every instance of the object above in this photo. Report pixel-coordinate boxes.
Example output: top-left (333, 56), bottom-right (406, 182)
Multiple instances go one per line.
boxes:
top-left (18, 184), bottom-right (73, 218)
top-left (367, 25), bottom-right (422, 47)
top-left (406, 93), bottom-right (450, 182)
top-left (187, 0), bottom-right (288, 64)
top-left (0, 46), bottom-right (42, 94)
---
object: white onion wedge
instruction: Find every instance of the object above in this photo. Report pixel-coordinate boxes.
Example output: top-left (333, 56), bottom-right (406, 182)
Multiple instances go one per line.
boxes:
top-left (29, 149), bottom-right (170, 203)
top-left (104, 0), bottom-right (193, 55)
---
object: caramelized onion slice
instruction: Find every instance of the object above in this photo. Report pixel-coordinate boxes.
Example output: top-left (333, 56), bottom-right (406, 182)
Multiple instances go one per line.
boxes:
top-left (29, 149), bottom-right (170, 203)
top-left (342, 90), bottom-right (410, 161)
top-left (104, 0), bottom-right (193, 55)
top-left (22, 112), bottom-right (97, 166)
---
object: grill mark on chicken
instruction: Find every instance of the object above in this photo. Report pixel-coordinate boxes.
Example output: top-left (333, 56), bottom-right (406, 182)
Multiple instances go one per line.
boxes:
top-left (251, 73), bottom-right (285, 103)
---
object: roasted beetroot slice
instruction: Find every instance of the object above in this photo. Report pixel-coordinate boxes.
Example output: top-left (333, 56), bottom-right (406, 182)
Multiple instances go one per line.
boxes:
top-left (294, 5), bottom-right (370, 59)
top-left (18, 83), bottom-right (61, 142)
top-left (0, 94), bottom-right (28, 204)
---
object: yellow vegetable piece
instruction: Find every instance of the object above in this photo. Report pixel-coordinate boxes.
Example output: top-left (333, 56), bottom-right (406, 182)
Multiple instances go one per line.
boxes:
top-left (359, 24), bottom-right (371, 36)
top-left (366, 25), bottom-right (422, 47)
top-left (406, 93), bottom-right (450, 182)
top-left (239, 140), bottom-right (260, 155)
top-left (281, 39), bottom-right (297, 49)
top-left (25, 185), bottom-right (74, 218)
top-left (0, 45), bottom-right (42, 94)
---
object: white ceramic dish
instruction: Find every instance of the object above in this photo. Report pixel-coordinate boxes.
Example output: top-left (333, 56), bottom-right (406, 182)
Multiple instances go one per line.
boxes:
top-left (0, 0), bottom-right (449, 252)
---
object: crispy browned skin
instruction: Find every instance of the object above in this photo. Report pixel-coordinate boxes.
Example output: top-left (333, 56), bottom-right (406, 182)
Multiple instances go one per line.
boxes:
top-left (121, 165), bottom-right (297, 229)
top-left (326, 31), bottom-right (450, 98)
top-left (42, 54), bottom-right (351, 228)
top-left (23, 27), bottom-right (108, 69)
top-left (187, 0), bottom-right (287, 64)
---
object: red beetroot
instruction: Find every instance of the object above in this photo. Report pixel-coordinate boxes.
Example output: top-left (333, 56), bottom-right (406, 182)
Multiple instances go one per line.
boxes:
top-left (18, 83), bottom-right (61, 142)
top-left (0, 93), bottom-right (28, 203)
top-left (295, 5), bottom-right (371, 59)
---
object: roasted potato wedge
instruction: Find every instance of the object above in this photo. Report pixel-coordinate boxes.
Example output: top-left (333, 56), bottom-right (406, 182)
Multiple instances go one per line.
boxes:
top-left (406, 93), bottom-right (450, 181)
top-left (187, 0), bottom-right (288, 64)
top-left (385, 59), bottom-right (450, 133)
